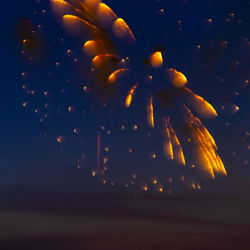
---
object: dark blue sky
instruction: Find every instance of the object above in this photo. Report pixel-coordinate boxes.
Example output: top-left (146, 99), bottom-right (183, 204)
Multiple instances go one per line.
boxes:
top-left (1, 0), bottom-right (250, 194)
top-left (1, 2), bottom-right (250, 249)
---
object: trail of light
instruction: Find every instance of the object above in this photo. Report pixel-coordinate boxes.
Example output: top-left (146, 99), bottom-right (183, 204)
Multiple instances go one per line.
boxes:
top-left (168, 122), bottom-right (186, 166)
top-left (184, 109), bottom-right (216, 177)
top-left (190, 124), bottom-right (217, 178)
top-left (185, 88), bottom-right (218, 118)
top-left (125, 84), bottom-right (138, 107)
top-left (195, 126), bottom-right (219, 174)
top-left (108, 68), bottom-right (130, 84)
top-left (92, 54), bottom-right (119, 68)
top-left (184, 105), bottom-right (226, 177)
top-left (147, 96), bottom-right (155, 127)
top-left (112, 18), bottom-right (136, 42)
top-left (198, 144), bottom-right (215, 179)
top-left (216, 154), bottom-right (227, 175)
top-left (163, 118), bottom-right (174, 160)
top-left (62, 14), bottom-right (101, 34)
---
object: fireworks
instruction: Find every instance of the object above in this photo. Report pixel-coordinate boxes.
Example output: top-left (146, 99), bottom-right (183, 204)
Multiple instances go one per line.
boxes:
top-left (18, 0), bottom-right (250, 193)
top-left (49, 0), bottom-right (226, 177)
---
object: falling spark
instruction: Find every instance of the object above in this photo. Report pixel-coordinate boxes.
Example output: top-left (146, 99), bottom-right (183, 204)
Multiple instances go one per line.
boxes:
top-left (147, 96), bottom-right (155, 128)
top-left (56, 135), bottom-right (64, 143)
top-left (163, 118), bottom-right (174, 160)
top-left (168, 121), bottom-right (186, 166)
top-left (108, 68), bottom-right (130, 84)
top-left (125, 84), bottom-right (138, 107)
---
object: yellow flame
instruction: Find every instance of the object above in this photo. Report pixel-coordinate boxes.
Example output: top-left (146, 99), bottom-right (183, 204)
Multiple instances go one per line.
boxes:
top-left (125, 84), bottom-right (138, 107)
top-left (147, 96), bottom-right (155, 128)
top-left (163, 118), bottom-right (185, 165)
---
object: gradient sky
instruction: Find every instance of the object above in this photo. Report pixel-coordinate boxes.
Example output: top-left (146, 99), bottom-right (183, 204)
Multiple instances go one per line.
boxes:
top-left (0, 1), bottom-right (250, 249)
top-left (1, 0), bottom-right (250, 194)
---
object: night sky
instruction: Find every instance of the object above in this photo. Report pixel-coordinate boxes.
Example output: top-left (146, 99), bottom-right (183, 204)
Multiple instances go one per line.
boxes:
top-left (1, 0), bottom-right (250, 249)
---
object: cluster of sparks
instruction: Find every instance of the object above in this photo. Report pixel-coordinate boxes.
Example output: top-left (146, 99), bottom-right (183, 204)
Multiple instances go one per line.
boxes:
top-left (18, 0), bottom-right (250, 192)
top-left (50, 0), bottom-right (227, 179)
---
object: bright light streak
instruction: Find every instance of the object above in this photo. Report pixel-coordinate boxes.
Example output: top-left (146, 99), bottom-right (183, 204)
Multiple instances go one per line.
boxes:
top-left (125, 84), bottom-right (138, 107)
top-left (185, 88), bottom-right (218, 119)
top-left (147, 96), bottom-right (155, 127)
top-left (108, 68), bottom-right (130, 84)
top-left (168, 122), bottom-right (186, 166)
top-left (163, 118), bottom-right (174, 160)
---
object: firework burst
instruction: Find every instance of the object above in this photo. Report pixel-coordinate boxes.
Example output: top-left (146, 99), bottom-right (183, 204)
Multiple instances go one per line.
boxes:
top-left (49, 0), bottom-right (227, 179)
top-left (18, 0), bottom-right (250, 193)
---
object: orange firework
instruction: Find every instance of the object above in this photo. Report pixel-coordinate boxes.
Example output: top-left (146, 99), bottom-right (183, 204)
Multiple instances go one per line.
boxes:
top-left (50, 0), bottom-right (227, 180)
